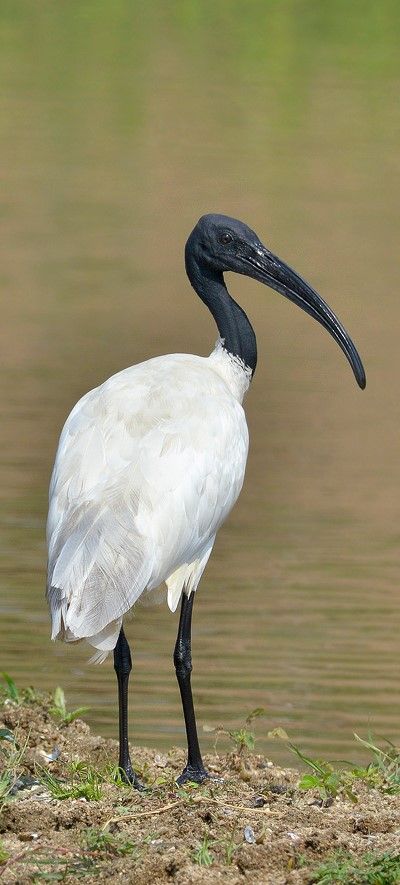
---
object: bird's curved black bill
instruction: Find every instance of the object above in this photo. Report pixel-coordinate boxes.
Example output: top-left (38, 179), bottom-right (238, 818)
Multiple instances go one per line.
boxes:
top-left (239, 246), bottom-right (366, 389)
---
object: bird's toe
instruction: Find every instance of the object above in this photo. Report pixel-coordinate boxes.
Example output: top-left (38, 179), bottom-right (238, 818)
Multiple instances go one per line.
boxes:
top-left (118, 764), bottom-right (146, 791)
top-left (176, 764), bottom-right (210, 786)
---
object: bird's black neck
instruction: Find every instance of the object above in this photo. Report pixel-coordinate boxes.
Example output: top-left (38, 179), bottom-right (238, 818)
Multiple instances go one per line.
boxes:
top-left (185, 256), bottom-right (257, 374)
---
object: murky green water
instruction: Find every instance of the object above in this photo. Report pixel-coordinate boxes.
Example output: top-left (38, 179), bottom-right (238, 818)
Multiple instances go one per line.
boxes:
top-left (1, 1), bottom-right (399, 765)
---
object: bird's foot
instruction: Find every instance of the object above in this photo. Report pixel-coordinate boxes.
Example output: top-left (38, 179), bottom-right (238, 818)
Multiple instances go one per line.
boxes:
top-left (117, 761), bottom-right (146, 791)
top-left (176, 763), bottom-right (210, 786)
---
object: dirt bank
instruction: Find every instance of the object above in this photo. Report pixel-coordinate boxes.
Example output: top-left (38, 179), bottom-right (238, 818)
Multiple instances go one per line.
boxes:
top-left (1, 690), bottom-right (400, 884)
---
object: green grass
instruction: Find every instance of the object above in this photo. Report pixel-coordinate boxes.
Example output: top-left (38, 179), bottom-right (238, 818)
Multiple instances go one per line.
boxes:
top-left (37, 757), bottom-right (150, 801)
top-left (0, 727), bottom-right (29, 806)
top-left (218, 827), bottom-right (239, 865)
top-left (268, 728), bottom-right (400, 802)
top-left (82, 827), bottom-right (140, 858)
top-left (25, 852), bottom-right (97, 881)
top-left (192, 829), bottom-right (239, 867)
top-left (308, 851), bottom-right (400, 884)
top-left (193, 834), bottom-right (214, 866)
top-left (39, 763), bottom-right (103, 801)
top-left (1, 673), bottom-right (20, 704)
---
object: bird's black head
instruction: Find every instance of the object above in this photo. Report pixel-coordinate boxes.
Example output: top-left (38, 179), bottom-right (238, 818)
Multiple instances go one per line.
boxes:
top-left (185, 213), bottom-right (366, 390)
top-left (185, 213), bottom-right (262, 276)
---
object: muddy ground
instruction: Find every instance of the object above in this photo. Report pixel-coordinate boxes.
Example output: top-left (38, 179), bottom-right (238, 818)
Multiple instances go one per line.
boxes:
top-left (1, 695), bottom-right (400, 884)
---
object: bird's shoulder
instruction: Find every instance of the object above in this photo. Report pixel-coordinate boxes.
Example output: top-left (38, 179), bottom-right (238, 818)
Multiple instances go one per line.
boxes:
top-left (58, 351), bottom-right (246, 444)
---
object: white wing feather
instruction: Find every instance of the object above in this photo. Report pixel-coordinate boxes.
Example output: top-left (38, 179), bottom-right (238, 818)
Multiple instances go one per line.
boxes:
top-left (47, 349), bottom-right (249, 655)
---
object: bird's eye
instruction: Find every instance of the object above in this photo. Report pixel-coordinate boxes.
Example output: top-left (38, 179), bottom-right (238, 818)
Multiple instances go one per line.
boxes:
top-left (218, 231), bottom-right (233, 245)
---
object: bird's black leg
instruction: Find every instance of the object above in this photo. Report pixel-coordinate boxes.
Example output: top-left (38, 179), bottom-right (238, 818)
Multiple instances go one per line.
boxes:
top-left (174, 592), bottom-right (208, 784)
top-left (113, 626), bottom-right (143, 789)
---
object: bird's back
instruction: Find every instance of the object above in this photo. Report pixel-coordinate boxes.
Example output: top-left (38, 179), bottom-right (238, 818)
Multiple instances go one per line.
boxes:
top-left (47, 346), bottom-right (250, 657)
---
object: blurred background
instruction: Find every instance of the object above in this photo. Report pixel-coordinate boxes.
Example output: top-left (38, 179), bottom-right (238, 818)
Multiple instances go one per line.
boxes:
top-left (1, 0), bottom-right (399, 765)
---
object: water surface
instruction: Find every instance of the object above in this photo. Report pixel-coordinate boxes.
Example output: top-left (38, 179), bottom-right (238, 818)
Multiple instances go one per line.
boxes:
top-left (1, 1), bottom-right (399, 765)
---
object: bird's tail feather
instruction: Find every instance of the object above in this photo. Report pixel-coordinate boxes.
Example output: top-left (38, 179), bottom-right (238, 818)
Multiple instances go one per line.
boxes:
top-left (47, 501), bottom-right (153, 651)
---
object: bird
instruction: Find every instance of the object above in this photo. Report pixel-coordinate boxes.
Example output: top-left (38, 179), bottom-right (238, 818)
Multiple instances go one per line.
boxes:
top-left (46, 213), bottom-right (365, 788)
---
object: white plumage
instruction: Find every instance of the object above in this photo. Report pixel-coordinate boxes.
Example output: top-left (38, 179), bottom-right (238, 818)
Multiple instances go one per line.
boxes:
top-left (47, 340), bottom-right (251, 660)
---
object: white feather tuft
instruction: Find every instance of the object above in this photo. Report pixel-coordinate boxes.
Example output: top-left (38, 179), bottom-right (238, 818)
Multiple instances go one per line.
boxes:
top-left (166, 543), bottom-right (214, 612)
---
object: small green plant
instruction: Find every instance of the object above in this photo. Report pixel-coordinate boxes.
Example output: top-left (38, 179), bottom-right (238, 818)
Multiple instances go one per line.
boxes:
top-left (193, 834), bottom-right (214, 866)
top-left (289, 743), bottom-right (357, 803)
top-left (0, 838), bottom-right (8, 864)
top-left (308, 850), bottom-right (400, 884)
top-left (0, 676), bottom-right (43, 708)
top-left (204, 707), bottom-right (266, 754)
top-left (218, 826), bottom-right (239, 865)
top-left (267, 729), bottom-right (354, 802)
top-left (39, 763), bottom-right (102, 801)
top-left (83, 827), bottom-right (139, 858)
top-left (49, 686), bottom-right (89, 725)
top-left (1, 673), bottom-right (20, 704)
